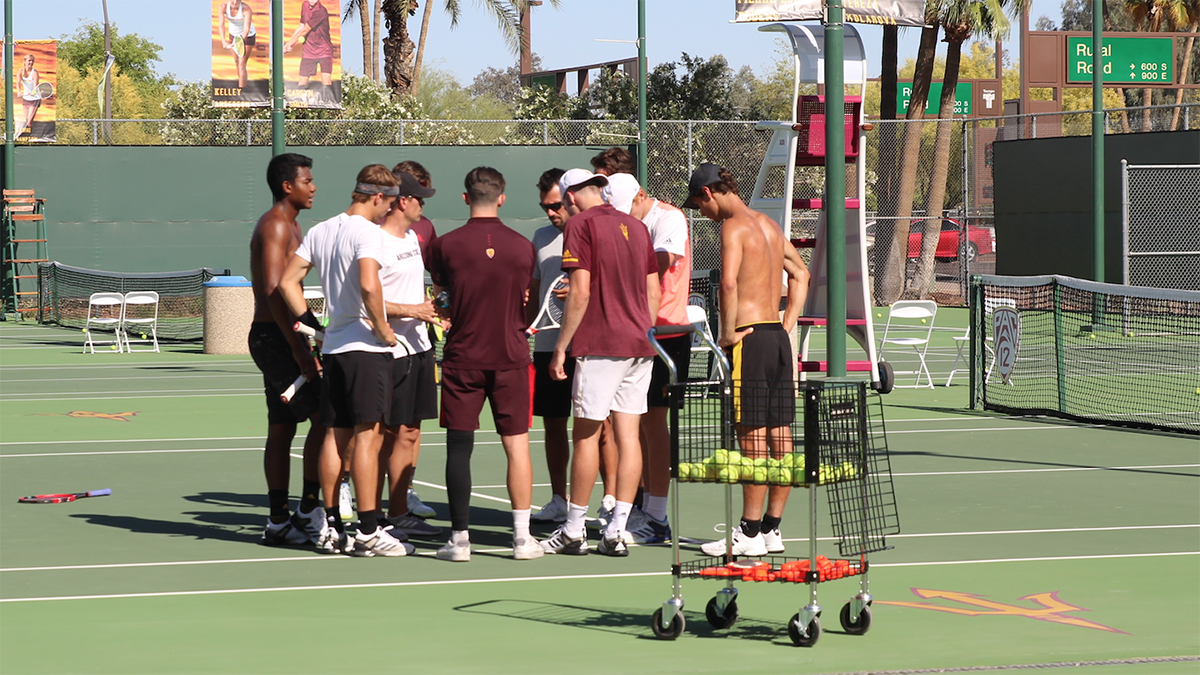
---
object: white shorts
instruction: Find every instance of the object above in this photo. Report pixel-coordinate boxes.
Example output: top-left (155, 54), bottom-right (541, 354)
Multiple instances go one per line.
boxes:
top-left (572, 356), bottom-right (654, 420)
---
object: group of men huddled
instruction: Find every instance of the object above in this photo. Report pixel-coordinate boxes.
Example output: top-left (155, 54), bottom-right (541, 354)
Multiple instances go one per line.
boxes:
top-left (248, 147), bottom-right (809, 561)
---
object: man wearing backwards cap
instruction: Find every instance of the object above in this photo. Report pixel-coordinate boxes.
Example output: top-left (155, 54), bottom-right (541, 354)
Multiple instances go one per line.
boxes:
top-left (542, 168), bottom-right (660, 557)
top-left (683, 162), bottom-right (810, 558)
top-left (604, 173), bottom-right (690, 546)
top-left (374, 170), bottom-right (445, 541)
top-left (280, 164), bottom-right (412, 558)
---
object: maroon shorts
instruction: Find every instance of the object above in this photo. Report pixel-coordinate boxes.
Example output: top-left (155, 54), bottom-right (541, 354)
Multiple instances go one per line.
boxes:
top-left (440, 365), bottom-right (533, 436)
top-left (299, 56), bottom-right (333, 77)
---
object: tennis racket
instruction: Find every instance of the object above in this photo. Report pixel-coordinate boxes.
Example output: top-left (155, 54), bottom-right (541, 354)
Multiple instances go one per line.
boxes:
top-left (526, 273), bottom-right (568, 336)
top-left (232, 36), bottom-right (245, 58)
top-left (19, 488), bottom-right (111, 504)
top-left (36, 82), bottom-right (53, 99)
top-left (294, 321), bottom-right (325, 342)
top-left (280, 374), bottom-right (307, 403)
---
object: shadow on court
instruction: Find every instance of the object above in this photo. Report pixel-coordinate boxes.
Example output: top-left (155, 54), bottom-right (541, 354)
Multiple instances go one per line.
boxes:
top-left (454, 599), bottom-right (796, 644)
top-left (69, 512), bottom-right (263, 543)
top-left (889, 449), bottom-right (1200, 479)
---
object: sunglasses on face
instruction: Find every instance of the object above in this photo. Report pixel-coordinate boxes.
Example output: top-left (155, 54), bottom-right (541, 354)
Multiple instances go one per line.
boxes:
top-left (540, 201), bottom-right (563, 212)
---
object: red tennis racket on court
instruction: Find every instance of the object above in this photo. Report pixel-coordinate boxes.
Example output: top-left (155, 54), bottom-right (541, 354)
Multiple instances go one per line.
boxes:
top-left (526, 273), bottom-right (568, 336)
top-left (19, 488), bottom-right (111, 504)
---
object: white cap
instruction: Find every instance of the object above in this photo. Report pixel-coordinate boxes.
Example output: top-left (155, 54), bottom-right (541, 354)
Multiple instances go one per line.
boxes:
top-left (557, 168), bottom-right (608, 198)
top-left (602, 173), bottom-right (641, 214)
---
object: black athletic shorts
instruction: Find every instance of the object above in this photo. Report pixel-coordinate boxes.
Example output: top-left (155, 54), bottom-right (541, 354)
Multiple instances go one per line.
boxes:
top-left (725, 322), bottom-right (795, 428)
top-left (388, 349), bottom-right (438, 428)
top-left (647, 334), bottom-right (691, 409)
top-left (532, 351), bottom-right (575, 419)
top-left (299, 56), bottom-right (333, 77)
top-left (248, 321), bottom-right (319, 425)
top-left (321, 351), bottom-right (392, 429)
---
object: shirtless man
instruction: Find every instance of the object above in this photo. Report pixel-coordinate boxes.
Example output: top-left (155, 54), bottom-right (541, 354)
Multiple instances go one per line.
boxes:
top-left (247, 152), bottom-right (330, 546)
top-left (683, 163), bottom-right (810, 557)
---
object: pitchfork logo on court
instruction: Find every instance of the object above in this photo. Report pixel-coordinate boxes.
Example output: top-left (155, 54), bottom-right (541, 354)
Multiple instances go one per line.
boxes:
top-left (877, 588), bottom-right (1128, 633)
top-left (992, 306), bottom-right (1020, 384)
top-left (36, 411), bottom-right (140, 422)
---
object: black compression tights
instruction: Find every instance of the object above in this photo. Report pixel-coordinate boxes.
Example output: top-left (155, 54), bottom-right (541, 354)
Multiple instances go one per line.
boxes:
top-left (445, 429), bottom-right (474, 532)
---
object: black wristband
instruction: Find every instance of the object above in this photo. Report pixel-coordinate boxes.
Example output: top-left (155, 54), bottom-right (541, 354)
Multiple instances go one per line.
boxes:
top-left (297, 310), bottom-right (322, 331)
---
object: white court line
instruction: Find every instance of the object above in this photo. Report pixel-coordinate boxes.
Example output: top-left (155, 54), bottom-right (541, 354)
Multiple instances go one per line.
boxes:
top-left (3, 448), bottom-right (265, 458)
top-left (0, 432), bottom-right (457, 446)
top-left (1, 373), bottom-right (260, 384)
top-left (2, 552), bottom-right (1195, 603)
top-left (893, 463), bottom-right (1200, 477)
top-left (774, 523), bottom-right (1200, 544)
top-left (0, 572), bottom-right (668, 603)
top-left (0, 389), bottom-right (262, 398)
top-left (0, 360), bottom-right (252, 371)
top-left (1, 387), bottom-right (261, 398)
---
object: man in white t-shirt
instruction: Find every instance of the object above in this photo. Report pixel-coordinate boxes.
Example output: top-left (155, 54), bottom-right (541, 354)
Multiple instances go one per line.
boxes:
top-left (376, 170), bottom-right (443, 540)
top-left (604, 173), bottom-right (691, 545)
top-left (280, 164), bottom-right (412, 558)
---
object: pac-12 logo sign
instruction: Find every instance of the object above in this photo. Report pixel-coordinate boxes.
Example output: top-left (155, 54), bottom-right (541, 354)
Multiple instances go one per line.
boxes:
top-left (992, 306), bottom-right (1020, 384)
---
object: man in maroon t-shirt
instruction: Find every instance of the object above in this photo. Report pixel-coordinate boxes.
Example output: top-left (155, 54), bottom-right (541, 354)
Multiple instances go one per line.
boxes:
top-left (542, 169), bottom-right (660, 557)
top-left (426, 166), bottom-right (542, 563)
top-left (283, 0), bottom-right (335, 104)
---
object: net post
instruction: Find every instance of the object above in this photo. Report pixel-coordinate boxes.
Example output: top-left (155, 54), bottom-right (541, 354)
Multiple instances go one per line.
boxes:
top-left (1052, 279), bottom-right (1067, 413)
top-left (969, 275), bottom-right (983, 409)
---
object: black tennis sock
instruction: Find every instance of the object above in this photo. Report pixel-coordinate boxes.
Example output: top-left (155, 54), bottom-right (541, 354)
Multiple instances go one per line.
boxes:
top-left (299, 480), bottom-right (321, 512)
top-left (445, 429), bottom-right (475, 532)
top-left (325, 509), bottom-right (344, 533)
top-left (358, 510), bottom-right (378, 535)
top-left (762, 515), bottom-right (781, 533)
top-left (740, 518), bottom-right (762, 538)
top-left (268, 489), bottom-right (289, 523)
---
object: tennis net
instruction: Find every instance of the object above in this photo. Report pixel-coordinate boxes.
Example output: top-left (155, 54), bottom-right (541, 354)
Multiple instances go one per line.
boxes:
top-left (970, 274), bottom-right (1200, 434)
top-left (38, 262), bottom-right (230, 341)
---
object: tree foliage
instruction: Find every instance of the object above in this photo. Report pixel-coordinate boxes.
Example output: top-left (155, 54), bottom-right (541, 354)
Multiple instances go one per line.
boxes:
top-left (57, 20), bottom-right (173, 90)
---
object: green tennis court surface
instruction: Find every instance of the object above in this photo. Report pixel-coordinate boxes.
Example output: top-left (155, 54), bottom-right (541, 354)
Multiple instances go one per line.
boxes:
top-left (2, 320), bottom-right (1197, 674)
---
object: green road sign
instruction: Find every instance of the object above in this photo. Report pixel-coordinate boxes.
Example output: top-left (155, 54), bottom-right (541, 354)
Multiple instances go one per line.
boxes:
top-left (898, 82), bottom-right (972, 116)
top-left (1067, 37), bottom-right (1174, 84)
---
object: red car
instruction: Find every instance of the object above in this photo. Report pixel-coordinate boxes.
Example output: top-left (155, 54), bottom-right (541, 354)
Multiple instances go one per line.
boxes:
top-left (866, 218), bottom-right (995, 262)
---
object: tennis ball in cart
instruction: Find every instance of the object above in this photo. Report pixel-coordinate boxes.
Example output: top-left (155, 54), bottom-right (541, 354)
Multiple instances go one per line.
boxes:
top-left (677, 463), bottom-right (692, 481)
top-left (840, 461), bottom-right (858, 479)
top-left (717, 466), bottom-right (739, 483)
top-left (726, 450), bottom-right (743, 466)
top-left (712, 448), bottom-right (728, 466)
top-left (752, 466), bottom-right (768, 483)
top-left (770, 467), bottom-right (792, 485)
top-left (739, 457), bottom-right (755, 481)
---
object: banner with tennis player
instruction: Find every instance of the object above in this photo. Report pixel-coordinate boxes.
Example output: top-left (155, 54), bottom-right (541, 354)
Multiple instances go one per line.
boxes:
top-left (734, 0), bottom-right (926, 26)
top-left (211, 0), bottom-right (270, 107)
top-left (7, 40), bottom-right (57, 143)
top-left (282, 0), bottom-right (343, 109)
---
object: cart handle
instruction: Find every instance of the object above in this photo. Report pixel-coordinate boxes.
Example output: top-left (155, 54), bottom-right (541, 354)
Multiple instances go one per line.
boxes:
top-left (646, 324), bottom-right (731, 386)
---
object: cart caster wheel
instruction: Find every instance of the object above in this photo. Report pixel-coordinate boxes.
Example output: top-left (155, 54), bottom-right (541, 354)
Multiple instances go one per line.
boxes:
top-left (651, 607), bottom-right (685, 640)
top-left (788, 614), bottom-right (821, 647)
top-left (839, 602), bottom-right (872, 635)
top-left (874, 361), bottom-right (895, 394)
top-left (705, 597), bottom-right (738, 629)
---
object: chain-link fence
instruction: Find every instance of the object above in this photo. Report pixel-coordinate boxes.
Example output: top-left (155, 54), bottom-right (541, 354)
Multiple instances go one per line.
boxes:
top-left (1122, 163), bottom-right (1200, 290)
top-left (52, 102), bottom-right (1199, 304)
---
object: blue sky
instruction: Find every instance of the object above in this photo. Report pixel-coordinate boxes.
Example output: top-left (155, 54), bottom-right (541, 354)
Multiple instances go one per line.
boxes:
top-left (15, 0), bottom-right (1062, 89)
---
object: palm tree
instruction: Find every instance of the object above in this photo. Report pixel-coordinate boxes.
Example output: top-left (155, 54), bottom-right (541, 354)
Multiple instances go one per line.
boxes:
top-left (877, 7), bottom-right (941, 305)
top-left (910, 0), bottom-right (1020, 298)
top-left (381, 0), bottom-right (417, 96)
top-left (1127, 0), bottom-right (1192, 129)
top-left (343, 0), bottom-right (375, 80)
top-left (1168, 0), bottom-right (1199, 129)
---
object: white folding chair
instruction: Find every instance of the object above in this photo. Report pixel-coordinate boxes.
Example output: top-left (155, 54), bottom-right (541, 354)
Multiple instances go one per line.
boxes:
top-left (303, 285), bottom-right (325, 320)
top-left (946, 298), bottom-right (1016, 386)
top-left (121, 291), bottom-right (160, 353)
top-left (878, 300), bottom-right (938, 389)
top-left (84, 292), bottom-right (125, 353)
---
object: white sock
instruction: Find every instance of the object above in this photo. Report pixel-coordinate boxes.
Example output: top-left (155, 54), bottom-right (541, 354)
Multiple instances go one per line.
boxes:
top-left (643, 495), bottom-right (668, 522)
top-left (565, 502), bottom-right (588, 538)
top-left (450, 529), bottom-right (469, 545)
top-left (605, 500), bottom-right (634, 540)
top-left (512, 508), bottom-right (531, 541)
